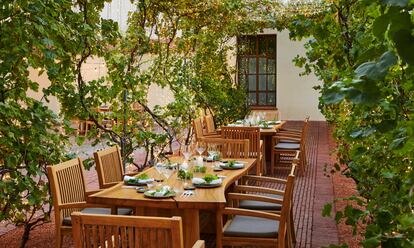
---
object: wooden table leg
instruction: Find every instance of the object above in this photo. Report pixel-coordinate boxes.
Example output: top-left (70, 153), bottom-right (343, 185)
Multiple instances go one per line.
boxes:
top-left (172, 209), bottom-right (200, 248)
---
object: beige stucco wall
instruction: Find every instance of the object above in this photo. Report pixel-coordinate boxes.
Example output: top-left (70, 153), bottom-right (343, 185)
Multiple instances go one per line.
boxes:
top-left (27, 68), bottom-right (61, 113)
top-left (26, 56), bottom-right (173, 114)
top-left (274, 29), bottom-right (324, 121)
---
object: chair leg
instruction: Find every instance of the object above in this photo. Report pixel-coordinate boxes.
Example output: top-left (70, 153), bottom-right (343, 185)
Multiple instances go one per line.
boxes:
top-left (300, 152), bottom-right (305, 176)
top-left (216, 213), bottom-right (223, 248)
top-left (271, 151), bottom-right (275, 176)
top-left (56, 229), bottom-right (63, 248)
top-left (290, 207), bottom-right (296, 246)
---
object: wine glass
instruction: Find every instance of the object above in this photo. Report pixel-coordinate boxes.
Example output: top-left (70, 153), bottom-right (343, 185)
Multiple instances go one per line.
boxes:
top-left (196, 142), bottom-right (205, 156)
top-left (154, 159), bottom-right (164, 184)
top-left (161, 164), bottom-right (174, 187)
top-left (207, 143), bottom-right (218, 161)
top-left (181, 144), bottom-right (192, 167)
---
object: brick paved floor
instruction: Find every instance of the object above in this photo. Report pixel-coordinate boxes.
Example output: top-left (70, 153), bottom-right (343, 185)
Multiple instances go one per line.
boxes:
top-left (0, 121), bottom-right (339, 247)
top-left (200, 121), bottom-right (339, 247)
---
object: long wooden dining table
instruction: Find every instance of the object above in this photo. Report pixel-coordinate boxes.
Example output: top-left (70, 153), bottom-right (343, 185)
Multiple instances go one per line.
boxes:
top-left (88, 158), bottom-right (256, 248)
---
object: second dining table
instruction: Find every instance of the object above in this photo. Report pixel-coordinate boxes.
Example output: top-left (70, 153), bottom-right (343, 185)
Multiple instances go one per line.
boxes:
top-left (88, 157), bottom-right (256, 248)
top-left (216, 120), bottom-right (286, 173)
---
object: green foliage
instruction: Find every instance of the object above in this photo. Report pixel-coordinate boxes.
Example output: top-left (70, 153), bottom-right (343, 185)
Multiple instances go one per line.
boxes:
top-left (287, 0), bottom-right (414, 246)
top-left (53, 0), bottom-right (278, 168)
top-left (0, 0), bottom-right (74, 245)
top-left (202, 174), bottom-right (219, 184)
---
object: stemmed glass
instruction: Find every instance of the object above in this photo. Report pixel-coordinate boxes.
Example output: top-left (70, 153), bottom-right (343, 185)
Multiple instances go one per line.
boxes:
top-left (181, 144), bottom-right (192, 170)
top-left (161, 164), bottom-right (174, 187)
top-left (196, 142), bottom-right (205, 156)
top-left (154, 157), bottom-right (164, 184)
top-left (207, 143), bottom-right (218, 161)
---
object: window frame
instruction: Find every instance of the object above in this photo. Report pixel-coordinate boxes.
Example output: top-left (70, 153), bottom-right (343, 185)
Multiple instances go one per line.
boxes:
top-left (237, 34), bottom-right (277, 110)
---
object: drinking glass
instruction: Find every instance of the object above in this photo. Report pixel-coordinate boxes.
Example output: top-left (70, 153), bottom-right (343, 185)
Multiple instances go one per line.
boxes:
top-left (196, 142), bottom-right (205, 156)
top-left (182, 144), bottom-right (192, 164)
top-left (161, 164), bottom-right (174, 186)
top-left (154, 159), bottom-right (164, 184)
top-left (207, 143), bottom-right (218, 161)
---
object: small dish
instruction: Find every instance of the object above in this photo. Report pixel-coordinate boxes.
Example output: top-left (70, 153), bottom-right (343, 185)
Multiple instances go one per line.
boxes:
top-left (143, 190), bottom-right (176, 199)
top-left (183, 185), bottom-right (196, 190)
top-left (193, 183), bottom-right (222, 188)
top-left (136, 187), bottom-right (146, 193)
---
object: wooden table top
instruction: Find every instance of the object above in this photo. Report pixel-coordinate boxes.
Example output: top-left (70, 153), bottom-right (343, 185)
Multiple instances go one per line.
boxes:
top-left (216, 120), bottom-right (286, 136)
top-left (88, 158), bottom-right (256, 209)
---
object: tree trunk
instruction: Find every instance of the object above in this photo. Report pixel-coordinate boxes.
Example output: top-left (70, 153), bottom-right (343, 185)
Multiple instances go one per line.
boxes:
top-left (19, 224), bottom-right (31, 248)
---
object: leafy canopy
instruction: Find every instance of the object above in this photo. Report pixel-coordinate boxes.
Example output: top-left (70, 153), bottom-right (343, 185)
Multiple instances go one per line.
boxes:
top-left (287, 0), bottom-right (414, 246)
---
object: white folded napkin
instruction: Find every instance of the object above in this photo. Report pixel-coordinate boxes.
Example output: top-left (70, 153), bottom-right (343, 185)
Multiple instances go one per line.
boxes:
top-left (192, 178), bottom-right (222, 185)
top-left (147, 186), bottom-right (171, 196)
top-left (124, 175), bottom-right (154, 184)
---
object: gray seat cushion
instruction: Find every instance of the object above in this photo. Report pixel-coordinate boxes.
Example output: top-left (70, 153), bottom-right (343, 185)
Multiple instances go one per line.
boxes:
top-left (224, 215), bottom-right (279, 238)
top-left (274, 142), bottom-right (300, 150)
top-left (62, 207), bottom-right (133, 226)
top-left (279, 139), bottom-right (299, 144)
top-left (239, 194), bottom-right (282, 211)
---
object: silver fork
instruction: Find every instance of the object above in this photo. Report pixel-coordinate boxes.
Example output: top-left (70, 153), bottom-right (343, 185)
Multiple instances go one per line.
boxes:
top-left (181, 191), bottom-right (194, 198)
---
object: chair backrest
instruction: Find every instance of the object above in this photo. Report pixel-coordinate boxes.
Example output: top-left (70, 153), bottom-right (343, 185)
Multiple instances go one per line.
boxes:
top-left (204, 115), bottom-right (216, 134)
top-left (278, 166), bottom-right (296, 245)
top-left (192, 118), bottom-right (204, 141)
top-left (221, 126), bottom-right (261, 158)
top-left (47, 158), bottom-right (87, 226)
top-left (200, 138), bottom-right (249, 159)
top-left (71, 213), bottom-right (184, 248)
top-left (94, 145), bottom-right (124, 189)
top-left (302, 116), bottom-right (310, 138)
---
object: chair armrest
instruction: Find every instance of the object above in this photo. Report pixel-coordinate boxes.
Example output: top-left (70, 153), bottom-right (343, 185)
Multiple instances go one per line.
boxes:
top-left (59, 202), bottom-right (111, 209)
top-left (206, 131), bottom-right (219, 135)
top-left (59, 202), bottom-right (87, 209)
top-left (192, 240), bottom-right (205, 248)
top-left (280, 128), bottom-right (301, 133)
top-left (203, 134), bottom-right (221, 138)
top-left (85, 190), bottom-right (102, 196)
top-left (222, 207), bottom-right (280, 221)
top-left (227, 193), bottom-right (284, 205)
top-left (278, 131), bottom-right (301, 137)
top-left (272, 135), bottom-right (301, 143)
top-left (233, 185), bottom-right (284, 196)
top-left (242, 175), bottom-right (288, 184)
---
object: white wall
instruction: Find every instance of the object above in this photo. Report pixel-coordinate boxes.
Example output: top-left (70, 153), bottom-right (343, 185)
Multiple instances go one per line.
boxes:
top-left (26, 57), bottom-right (172, 114)
top-left (27, 68), bottom-right (60, 113)
top-left (275, 29), bottom-right (324, 121)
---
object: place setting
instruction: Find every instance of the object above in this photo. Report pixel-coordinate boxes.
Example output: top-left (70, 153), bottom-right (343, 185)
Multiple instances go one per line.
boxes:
top-left (216, 160), bottom-right (245, 170)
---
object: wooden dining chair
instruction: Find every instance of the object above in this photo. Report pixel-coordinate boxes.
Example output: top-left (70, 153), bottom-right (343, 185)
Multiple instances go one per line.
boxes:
top-left (271, 118), bottom-right (308, 176)
top-left (47, 158), bottom-right (132, 248)
top-left (192, 117), bottom-right (220, 141)
top-left (76, 119), bottom-right (94, 136)
top-left (234, 152), bottom-right (299, 246)
top-left (94, 145), bottom-right (126, 189)
top-left (279, 116), bottom-right (310, 136)
top-left (204, 114), bottom-right (218, 135)
top-left (71, 213), bottom-right (205, 248)
top-left (216, 168), bottom-right (296, 248)
top-left (199, 138), bottom-right (249, 159)
top-left (221, 126), bottom-right (263, 175)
